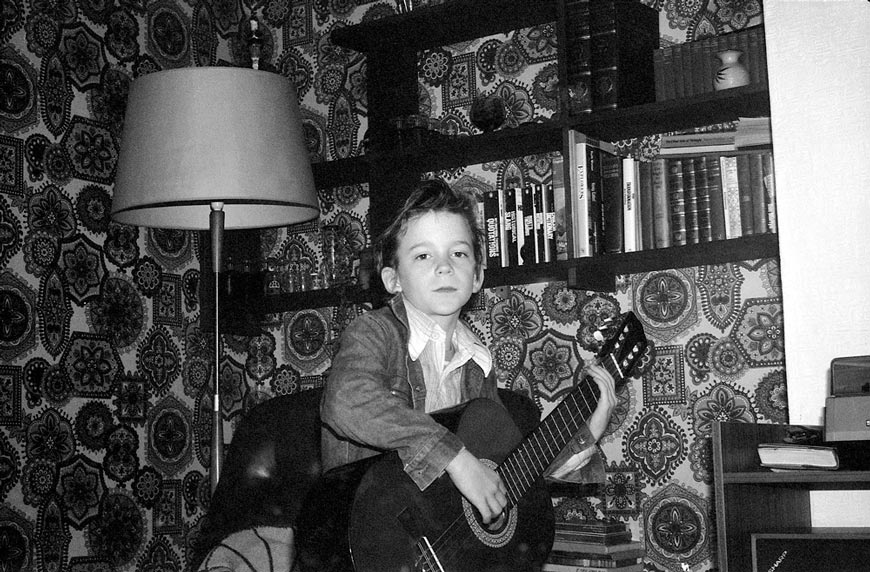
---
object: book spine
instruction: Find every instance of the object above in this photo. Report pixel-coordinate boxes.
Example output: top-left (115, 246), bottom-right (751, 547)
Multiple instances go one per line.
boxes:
top-left (544, 180), bottom-right (557, 262)
top-left (653, 48), bottom-right (665, 101)
top-left (661, 45), bottom-right (675, 101)
top-left (702, 35), bottom-right (717, 94)
top-left (638, 160), bottom-right (655, 250)
top-left (705, 153), bottom-right (727, 241)
top-left (688, 39), bottom-right (703, 97)
top-left (672, 42), bottom-right (684, 99)
top-left (622, 155), bottom-right (638, 253)
top-left (600, 151), bottom-right (623, 254)
top-left (504, 186), bottom-right (519, 266)
top-left (668, 158), bottom-right (687, 246)
top-left (567, 131), bottom-right (591, 258)
top-left (762, 150), bottom-right (777, 233)
top-left (565, 0), bottom-right (592, 115)
top-left (497, 187), bottom-right (509, 267)
top-left (735, 153), bottom-right (755, 236)
top-left (552, 155), bottom-right (569, 261)
top-left (749, 152), bottom-right (768, 234)
top-left (587, 144), bottom-right (604, 255)
top-left (651, 157), bottom-right (671, 248)
top-left (534, 182), bottom-right (546, 263)
top-left (521, 184), bottom-right (538, 264)
top-left (483, 189), bottom-right (502, 268)
top-left (542, 563), bottom-right (643, 572)
top-left (514, 184), bottom-right (526, 264)
top-left (694, 155), bottom-right (713, 242)
top-left (719, 155), bottom-right (742, 238)
top-left (681, 157), bottom-right (699, 244)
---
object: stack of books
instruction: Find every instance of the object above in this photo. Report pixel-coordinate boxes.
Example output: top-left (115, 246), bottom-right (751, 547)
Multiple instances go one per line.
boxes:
top-left (545, 520), bottom-right (645, 572)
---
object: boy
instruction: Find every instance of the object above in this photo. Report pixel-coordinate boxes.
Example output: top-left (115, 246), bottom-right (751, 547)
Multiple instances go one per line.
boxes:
top-left (320, 178), bottom-right (617, 525)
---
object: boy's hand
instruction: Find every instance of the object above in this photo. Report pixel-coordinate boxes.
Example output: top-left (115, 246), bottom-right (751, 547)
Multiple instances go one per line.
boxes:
top-left (584, 362), bottom-right (617, 442)
top-left (445, 447), bottom-right (507, 524)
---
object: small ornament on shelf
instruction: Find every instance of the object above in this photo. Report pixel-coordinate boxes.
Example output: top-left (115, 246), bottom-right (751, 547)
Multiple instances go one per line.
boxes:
top-left (714, 49), bottom-right (750, 91)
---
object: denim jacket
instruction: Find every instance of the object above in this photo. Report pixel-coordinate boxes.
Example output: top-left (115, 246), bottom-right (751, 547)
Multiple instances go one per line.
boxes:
top-left (320, 294), bottom-right (605, 491)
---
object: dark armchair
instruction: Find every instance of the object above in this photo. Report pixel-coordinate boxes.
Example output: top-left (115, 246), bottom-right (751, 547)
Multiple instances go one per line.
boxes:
top-left (192, 387), bottom-right (541, 571)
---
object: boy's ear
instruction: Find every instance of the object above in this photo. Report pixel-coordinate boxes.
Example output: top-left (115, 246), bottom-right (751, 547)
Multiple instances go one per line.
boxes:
top-left (471, 265), bottom-right (484, 293)
top-left (381, 266), bottom-right (401, 294)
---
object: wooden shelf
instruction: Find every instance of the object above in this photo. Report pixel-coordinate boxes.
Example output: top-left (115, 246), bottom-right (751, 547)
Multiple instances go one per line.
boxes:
top-left (484, 234), bottom-right (779, 292)
top-left (712, 421), bottom-right (870, 572)
top-left (330, 0), bottom-right (559, 53)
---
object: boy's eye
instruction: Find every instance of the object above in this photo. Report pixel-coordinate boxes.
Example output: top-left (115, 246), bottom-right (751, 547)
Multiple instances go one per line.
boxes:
top-left (415, 253), bottom-right (430, 261)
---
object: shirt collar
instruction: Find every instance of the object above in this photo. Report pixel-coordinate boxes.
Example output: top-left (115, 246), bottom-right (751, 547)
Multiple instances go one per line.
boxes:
top-left (403, 298), bottom-right (492, 375)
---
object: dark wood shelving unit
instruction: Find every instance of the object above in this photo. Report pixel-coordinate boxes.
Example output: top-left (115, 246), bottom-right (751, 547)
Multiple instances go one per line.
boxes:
top-left (210, 0), bottom-right (781, 331)
top-left (712, 421), bottom-right (870, 572)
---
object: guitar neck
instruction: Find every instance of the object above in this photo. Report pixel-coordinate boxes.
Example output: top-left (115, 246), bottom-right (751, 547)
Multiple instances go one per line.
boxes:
top-left (498, 353), bottom-right (622, 505)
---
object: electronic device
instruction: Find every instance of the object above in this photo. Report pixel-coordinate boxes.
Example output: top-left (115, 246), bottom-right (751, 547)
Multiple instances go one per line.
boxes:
top-left (825, 394), bottom-right (870, 442)
top-left (830, 355), bottom-right (870, 396)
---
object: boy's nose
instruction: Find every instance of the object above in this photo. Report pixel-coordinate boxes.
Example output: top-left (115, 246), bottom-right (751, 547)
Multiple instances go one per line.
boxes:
top-left (435, 257), bottom-right (454, 274)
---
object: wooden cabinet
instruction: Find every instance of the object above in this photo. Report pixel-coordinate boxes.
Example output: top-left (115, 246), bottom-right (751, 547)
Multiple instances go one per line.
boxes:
top-left (712, 421), bottom-right (870, 572)
top-left (210, 0), bottom-right (780, 327)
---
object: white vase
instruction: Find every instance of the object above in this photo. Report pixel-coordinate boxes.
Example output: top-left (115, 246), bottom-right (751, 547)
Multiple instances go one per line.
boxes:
top-left (714, 49), bottom-right (750, 91)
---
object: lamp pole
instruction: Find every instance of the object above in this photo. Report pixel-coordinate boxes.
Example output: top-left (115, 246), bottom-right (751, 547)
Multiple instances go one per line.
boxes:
top-left (210, 203), bottom-right (225, 493)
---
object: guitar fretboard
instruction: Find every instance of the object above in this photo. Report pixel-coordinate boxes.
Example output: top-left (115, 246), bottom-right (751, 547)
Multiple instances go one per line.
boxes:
top-left (498, 352), bottom-right (623, 505)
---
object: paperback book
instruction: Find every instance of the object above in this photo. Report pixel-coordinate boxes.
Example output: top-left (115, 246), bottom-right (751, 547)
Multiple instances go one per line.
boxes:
top-left (757, 442), bottom-right (839, 470)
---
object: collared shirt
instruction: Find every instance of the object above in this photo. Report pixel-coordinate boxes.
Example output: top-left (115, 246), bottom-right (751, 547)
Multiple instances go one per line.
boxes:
top-left (403, 298), bottom-right (492, 412)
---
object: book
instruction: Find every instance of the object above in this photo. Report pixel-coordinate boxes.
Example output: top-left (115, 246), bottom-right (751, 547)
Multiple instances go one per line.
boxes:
top-left (552, 155), bottom-right (569, 261)
top-left (555, 521), bottom-right (627, 534)
top-left (521, 183), bottom-right (538, 264)
top-left (734, 116), bottom-right (772, 148)
top-left (503, 186), bottom-right (519, 266)
top-left (600, 151), bottom-right (623, 254)
top-left (564, 0), bottom-right (592, 115)
top-left (543, 562), bottom-right (643, 572)
top-left (482, 189), bottom-right (502, 269)
top-left (543, 180), bottom-right (557, 262)
top-left (555, 529), bottom-right (634, 546)
top-left (548, 552), bottom-right (640, 568)
top-left (566, 131), bottom-right (615, 257)
top-left (704, 154), bottom-right (727, 241)
top-left (588, 0), bottom-right (658, 111)
top-left (659, 130), bottom-right (737, 155)
top-left (534, 182), bottom-right (547, 263)
top-left (650, 157), bottom-right (671, 248)
top-left (757, 443), bottom-right (839, 470)
top-left (719, 155), bottom-right (742, 238)
top-left (680, 157), bottom-right (700, 244)
top-left (637, 160), bottom-right (655, 250)
top-left (735, 153), bottom-right (755, 236)
top-left (621, 155), bottom-right (638, 253)
top-left (667, 158), bottom-right (687, 246)
top-left (693, 155), bottom-right (713, 242)
top-left (762, 151), bottom-right (777, 233)
top-left (551, 539), bottom-right (646, 559)
top-left (513, 184), bottom-right (526, 265)
top-left (748, 152), bottom-right (768, 234)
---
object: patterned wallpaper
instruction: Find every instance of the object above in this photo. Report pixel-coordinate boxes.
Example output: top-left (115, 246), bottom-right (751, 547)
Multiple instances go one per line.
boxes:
top-left (0, 0), bottom-right (777, 571)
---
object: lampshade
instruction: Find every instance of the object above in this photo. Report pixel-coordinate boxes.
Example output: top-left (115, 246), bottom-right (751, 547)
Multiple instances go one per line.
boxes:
top-left (112, 67), bottom-right (319, 230)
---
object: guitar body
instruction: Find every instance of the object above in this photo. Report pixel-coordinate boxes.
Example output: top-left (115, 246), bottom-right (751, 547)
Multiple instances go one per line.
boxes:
top-left (296, 397), bottom-right (554, 572)
top-left (349, 398), bottom-right (554, 572)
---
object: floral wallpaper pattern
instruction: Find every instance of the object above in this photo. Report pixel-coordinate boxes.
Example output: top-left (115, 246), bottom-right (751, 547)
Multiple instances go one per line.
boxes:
top-left (1, 0), bottom-right (774, 570)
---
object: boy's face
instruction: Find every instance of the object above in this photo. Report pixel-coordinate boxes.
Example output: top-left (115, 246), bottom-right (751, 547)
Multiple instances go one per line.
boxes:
top-left (381, 211), bottom-right (483, 331)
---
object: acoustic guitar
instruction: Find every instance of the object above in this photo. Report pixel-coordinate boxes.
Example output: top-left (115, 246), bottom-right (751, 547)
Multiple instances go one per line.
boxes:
top-left (296, 311), bottom-right (648, 572)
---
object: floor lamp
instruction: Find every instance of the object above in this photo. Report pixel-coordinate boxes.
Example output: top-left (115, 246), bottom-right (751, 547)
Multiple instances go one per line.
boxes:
top-left (112, 68), bottom-right (319, 493)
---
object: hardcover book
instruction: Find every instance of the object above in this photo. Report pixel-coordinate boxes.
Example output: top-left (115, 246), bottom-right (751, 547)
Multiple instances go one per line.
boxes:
top-left (566, 131), bottom-right (616, 257)
top-left (588, 0), bottom-right (658, 111)
top-left (735, 153), bottom-right (755, 236)
top-left (719, 155), bottom-right (742, 238)
top-left (552, 155), bottom-right (569, 261)
top-left (622, 155), bottom-right (639, 253)
top-left (756, 443), bottom-right (839, 470)
top-left (600, 151), bottom-right (624, 254)
top-left (564, 0), bottom-right (593, 115)
top-left (503, 186), bottom-right (519, 266)
top-left (651, 158), bottom-right (671, 248)
top-left (680, 157), bottom-right (700, 244)
top-left (667, 158), bottom-right (687, 246)
top-left (551, 539), bottom-right (646, 558)
top-left (521, 184), bottom-right (538, 264)
top-left (748, 152), bottom-right (768, 234)
top-left (693, 155), bottom-right (713, 242)
top-left (704, 154), bottom-right (726, 241)
top-left (751, 530), bottom-right (870, 572)
top-left (637, 160), bottom-right (655, 250)
top-left (483, 189), bottom-right (502, 269)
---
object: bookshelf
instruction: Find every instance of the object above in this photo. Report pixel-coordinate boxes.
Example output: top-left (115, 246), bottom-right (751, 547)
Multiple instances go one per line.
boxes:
top-left (208, 0), bottom-right (779, 330)
top-left (712, 421), bottom-right (870, 572)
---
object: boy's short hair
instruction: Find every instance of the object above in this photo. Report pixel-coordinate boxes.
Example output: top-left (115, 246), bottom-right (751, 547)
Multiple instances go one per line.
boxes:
top-left (375, 178), bottom-right (485, 274)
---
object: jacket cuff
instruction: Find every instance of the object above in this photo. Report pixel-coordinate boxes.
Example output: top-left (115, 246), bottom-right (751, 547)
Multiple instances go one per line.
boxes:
top-left (403, 430), bottom-right (465, 490)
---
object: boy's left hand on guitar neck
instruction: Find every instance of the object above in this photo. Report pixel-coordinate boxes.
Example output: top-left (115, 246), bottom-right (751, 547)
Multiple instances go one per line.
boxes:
top-left (548, 362), bottom-right (616, 481)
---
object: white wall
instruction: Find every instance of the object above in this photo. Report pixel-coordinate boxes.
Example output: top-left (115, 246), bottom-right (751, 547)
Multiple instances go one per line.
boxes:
top-left (766, 0), bottom-right (870, 426)
top-left (765, 0), bottom-right (870, 527)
